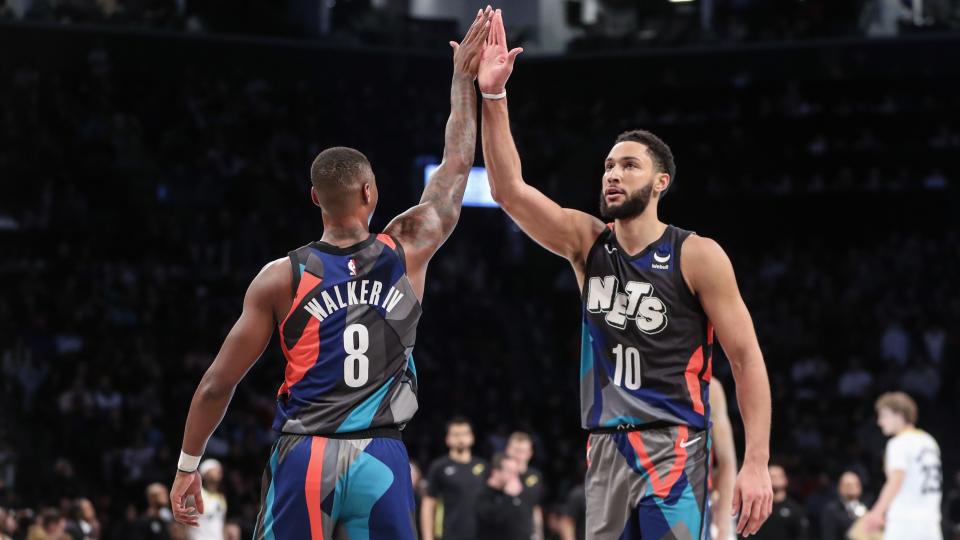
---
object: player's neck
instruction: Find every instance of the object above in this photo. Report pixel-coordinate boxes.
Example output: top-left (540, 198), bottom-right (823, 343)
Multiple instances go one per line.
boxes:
top-left (319, 214), bottom-right (370, 247)
top-left (448, 449), bottom-right (472, 463)
top-left (894, 423), bottom-right (916, 436)
top-left (613, 210), bottom-right (666, 256)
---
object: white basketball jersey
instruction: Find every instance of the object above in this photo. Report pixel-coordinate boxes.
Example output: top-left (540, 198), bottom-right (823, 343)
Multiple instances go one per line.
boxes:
top-left (884, 428), bottom-right (941, 524)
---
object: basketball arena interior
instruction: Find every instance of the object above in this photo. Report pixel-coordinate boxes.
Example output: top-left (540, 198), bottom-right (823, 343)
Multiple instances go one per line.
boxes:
top-left (1, 1), bottom-right (959, 539)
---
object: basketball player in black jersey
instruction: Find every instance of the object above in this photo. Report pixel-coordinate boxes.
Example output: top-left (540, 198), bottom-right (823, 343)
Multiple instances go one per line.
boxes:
top-left (478, 9), bottom-right (773, 540)
top-left (169, 8), bottom-right (493, 539)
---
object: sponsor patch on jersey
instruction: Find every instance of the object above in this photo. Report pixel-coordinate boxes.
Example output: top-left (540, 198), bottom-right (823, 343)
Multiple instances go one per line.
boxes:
top-left (651, 249), bottom-right (672, 271)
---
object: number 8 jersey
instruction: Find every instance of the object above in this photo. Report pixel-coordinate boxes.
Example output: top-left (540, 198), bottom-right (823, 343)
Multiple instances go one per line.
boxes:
top-left (580, 224), bottom-right (713, 431)
top-left (273, 234), bottom-right (421, 435)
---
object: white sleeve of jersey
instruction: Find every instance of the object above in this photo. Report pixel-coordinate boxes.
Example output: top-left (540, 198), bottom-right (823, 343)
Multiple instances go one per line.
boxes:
top-left (884, 436), bottom-right (909, 474)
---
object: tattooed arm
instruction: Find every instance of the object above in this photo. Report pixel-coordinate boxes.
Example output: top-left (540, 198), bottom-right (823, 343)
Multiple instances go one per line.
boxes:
top-left (384, 8), bottom-right (491, 301)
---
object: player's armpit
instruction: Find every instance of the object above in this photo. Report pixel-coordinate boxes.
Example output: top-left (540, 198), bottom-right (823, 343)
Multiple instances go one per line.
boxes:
top-left (494, 181), bottom-right (606, 264)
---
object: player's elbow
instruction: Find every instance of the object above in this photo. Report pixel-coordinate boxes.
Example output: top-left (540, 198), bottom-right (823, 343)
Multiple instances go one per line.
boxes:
top-left (197, 376), bottom-right (233, 403)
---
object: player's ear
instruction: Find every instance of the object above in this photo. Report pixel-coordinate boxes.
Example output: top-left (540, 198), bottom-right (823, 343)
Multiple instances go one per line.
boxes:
top-left (310, 186), bottom-right (322, 208)
top-left (656, 173), bottom-right (671, 195)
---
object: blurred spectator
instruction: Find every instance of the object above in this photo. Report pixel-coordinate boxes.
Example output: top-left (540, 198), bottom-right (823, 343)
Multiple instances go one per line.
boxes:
top-left (64, 498), bottom-right (100, 540)
top-left (820, 471), bottom-right (869, 540)
top-left (750, 465), bottom-right (809, 540)
top-left (475, 453), bottom-right (530, 540)
top-left (421, 418), bottom-right (487, 540)
top-left (505, 432), bottom-right (544, 540)
top-left (135, 484), bottom-right (173, 540)
top-left (186, 460), bottom-right (225, 540)
top-left (946, 471), bottom-right (960, 540)
top-left (26, 508), bottom-right (67, 540)
top-left (558, 483), bottom-right (585, 540)
top-left (0, 507), bottom-right (17, 540)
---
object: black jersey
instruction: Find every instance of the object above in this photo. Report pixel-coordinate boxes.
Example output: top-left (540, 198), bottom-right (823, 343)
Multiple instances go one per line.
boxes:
top-left (425, 456), bottom-right (487, 540)
top-left (579, 224), bottom-right (713, 431)
top-left (272, 234), bottom-right (421, 435)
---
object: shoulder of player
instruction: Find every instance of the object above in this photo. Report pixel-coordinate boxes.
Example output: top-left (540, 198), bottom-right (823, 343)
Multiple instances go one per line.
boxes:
top-left (678, 234), bottom-right (733, 290)
top-left (248, 257), bottom-right (292, 300)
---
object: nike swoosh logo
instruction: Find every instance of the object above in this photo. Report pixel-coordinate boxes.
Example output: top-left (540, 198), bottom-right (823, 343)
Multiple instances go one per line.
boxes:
top-left (679, 436), bottom-right (701, 449)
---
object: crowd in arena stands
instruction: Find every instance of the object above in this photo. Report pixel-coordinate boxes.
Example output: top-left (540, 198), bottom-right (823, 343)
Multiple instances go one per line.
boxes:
top-left (3, 0), bottom-right (960, 48)
top-left (1, 34), bottom-right (959, 540)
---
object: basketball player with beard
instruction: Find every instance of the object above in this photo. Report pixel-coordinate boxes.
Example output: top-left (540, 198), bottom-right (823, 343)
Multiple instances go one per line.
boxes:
top-left (477, 9), bottom-right (773, 539)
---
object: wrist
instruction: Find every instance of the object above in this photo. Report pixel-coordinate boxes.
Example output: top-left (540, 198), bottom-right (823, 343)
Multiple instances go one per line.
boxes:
top-left (743, 450), bottom-right (769, 467)
top-left (479, 84), bottom-right (505, 94)
top-left (178, 450), bottom-right (202, 473)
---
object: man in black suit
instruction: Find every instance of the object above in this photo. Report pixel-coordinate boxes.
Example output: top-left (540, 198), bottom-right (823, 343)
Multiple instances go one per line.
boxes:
top-left (821, 471), bottom-right (870, 540)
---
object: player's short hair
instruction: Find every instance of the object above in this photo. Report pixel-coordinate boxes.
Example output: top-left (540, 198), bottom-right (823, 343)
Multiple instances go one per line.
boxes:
top-left (875, 391), bottom-right (918, 424)
top-left (445, 415), bottom-right (473, 433)
top-left (507, 431), bottom-right (532, 446)
top-left (310, 146), bottom-right (373, 193)
top-left (614, 130), bottom-right (677, 191)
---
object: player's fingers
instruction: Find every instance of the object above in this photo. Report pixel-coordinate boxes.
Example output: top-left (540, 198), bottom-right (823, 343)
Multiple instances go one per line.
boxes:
top-left (735, 496), bottom-right (755, 535)
top-left (195, 490), bottom-right (205, 515)
top-left (496, 9), bottom-right (507, 45)
top-left (744, 499), bottom-right (765, 536)
top-left (507, 47), bottom-right (523, 63)
top-left (731, 485), bottom-right (741, 517)
top-left (449, 41), bottom-right (459, 52)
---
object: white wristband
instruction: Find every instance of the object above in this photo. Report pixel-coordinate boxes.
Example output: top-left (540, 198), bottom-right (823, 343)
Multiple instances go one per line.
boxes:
top-left (178, 451), bottom-right (202, 473)
top-left (481, 90), bottom-right (507, 100)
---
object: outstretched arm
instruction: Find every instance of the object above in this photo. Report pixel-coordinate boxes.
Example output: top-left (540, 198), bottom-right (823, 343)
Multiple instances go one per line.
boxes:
top-left (682, 235), bottom-right (772, 537)
top-left (384, 8), bottom-right (491, 300)
top-left (170, 258), bottom-right (289, 526)
top-left (479, 10), bottom-right (604, 283)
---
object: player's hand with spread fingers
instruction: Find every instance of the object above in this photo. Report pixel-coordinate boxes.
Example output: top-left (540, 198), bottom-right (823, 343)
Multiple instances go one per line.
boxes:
top-left (450, 6), bottom-right (493, 79)
top-left (170, 469), bottom-right (204, 527)
top-left (732, 460), bottom-right (773, 537)
top-left (478, 9), bottom-right (523, 94)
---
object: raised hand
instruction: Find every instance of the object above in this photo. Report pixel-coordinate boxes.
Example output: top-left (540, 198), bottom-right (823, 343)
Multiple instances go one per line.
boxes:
top-left (450, 6), bottom-right (493, 80)
top-left (478, 9), bottom-right (523, 94)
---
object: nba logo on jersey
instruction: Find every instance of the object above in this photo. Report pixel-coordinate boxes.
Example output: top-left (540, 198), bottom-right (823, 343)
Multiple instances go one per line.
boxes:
top-left (348, 258), bottom-right (358, 276)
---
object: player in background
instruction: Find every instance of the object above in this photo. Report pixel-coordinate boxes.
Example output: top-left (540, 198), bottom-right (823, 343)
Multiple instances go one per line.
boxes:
top-left (478, 9), bottom-right (772, 539)
top-left (865, 392), bottom-right (942, 540)
top-left (421, 418), bottom-right (487, 540)
top-left (505, 432), bottom-right (545, 540)
top-left (709, 379), bottom-right (736, 540)
top-left (169, 8), bottom-right (493, 538)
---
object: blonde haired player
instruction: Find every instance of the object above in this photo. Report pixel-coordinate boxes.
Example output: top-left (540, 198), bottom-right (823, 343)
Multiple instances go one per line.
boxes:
top-left (864, 392), bottom-right (942, 540)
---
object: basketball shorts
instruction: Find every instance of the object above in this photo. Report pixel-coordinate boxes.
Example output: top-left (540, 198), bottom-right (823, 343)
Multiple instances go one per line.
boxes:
top-left (253, 434), bottom-right (416, 540)
top-left (586, 425), bottom-right (711, 540)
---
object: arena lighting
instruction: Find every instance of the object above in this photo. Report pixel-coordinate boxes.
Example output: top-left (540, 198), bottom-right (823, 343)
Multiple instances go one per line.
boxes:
top-left (423, 163), bottom-right (499, 208)
top-left (669, 0), bottom-right (696, 3)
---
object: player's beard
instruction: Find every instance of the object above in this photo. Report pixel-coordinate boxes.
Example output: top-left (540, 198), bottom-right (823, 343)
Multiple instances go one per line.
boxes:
top-left (600, 182), bottom-right (654, 220)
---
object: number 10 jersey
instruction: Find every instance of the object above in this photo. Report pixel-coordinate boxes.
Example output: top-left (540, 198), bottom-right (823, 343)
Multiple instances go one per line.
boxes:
top-left (273, 234), bottom-right (421, 436)
top-left (580, 224), bottom-right (713, 431)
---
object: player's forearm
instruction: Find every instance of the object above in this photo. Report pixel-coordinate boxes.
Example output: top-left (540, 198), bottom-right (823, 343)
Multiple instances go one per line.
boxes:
top-left (731, 351), bottom-right (771, 464)
top-left (421, 73), bottom-right (476, 206)
top-left (180, 374), bottom-right (236, 455)
top-left (481, 98), bottom-right (524, 204)
top-left (558, 517), bottom-right (576, 540)
top-left (419, 498), bottom-right (437, 540)
top-left (714, 458), bottom-right (736, 529)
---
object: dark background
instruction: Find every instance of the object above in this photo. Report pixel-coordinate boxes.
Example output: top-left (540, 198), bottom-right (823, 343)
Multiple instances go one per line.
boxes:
top-left (1, 1), bottom-right (960, 538)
